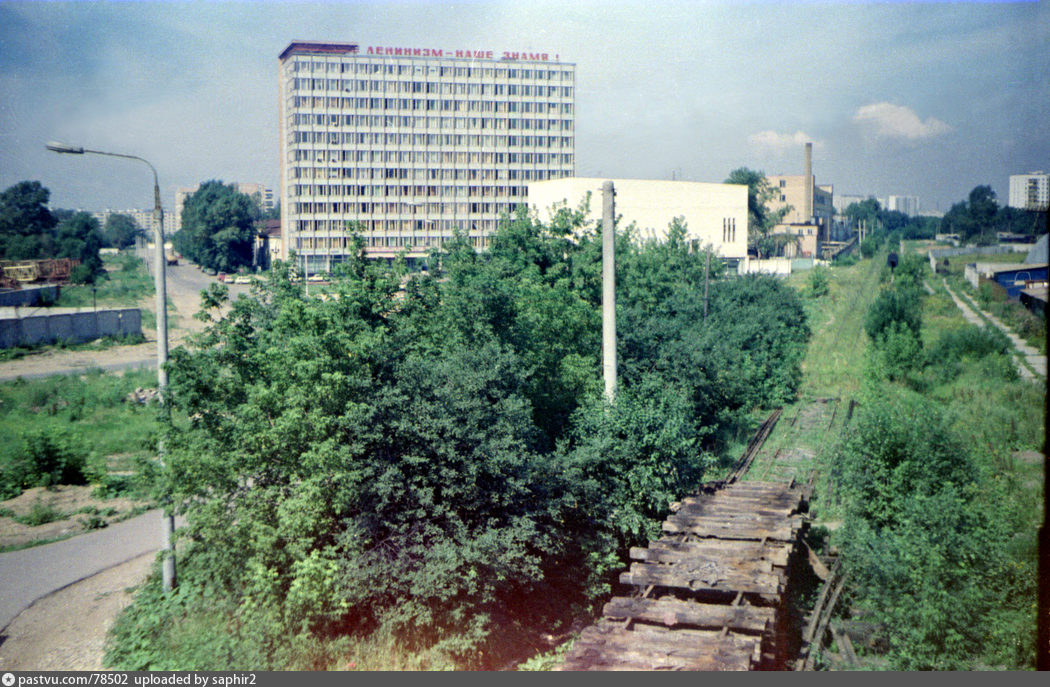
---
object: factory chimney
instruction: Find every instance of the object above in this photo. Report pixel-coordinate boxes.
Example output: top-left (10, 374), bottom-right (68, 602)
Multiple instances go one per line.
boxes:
top-left (804, 142), bottom-right (814, 223)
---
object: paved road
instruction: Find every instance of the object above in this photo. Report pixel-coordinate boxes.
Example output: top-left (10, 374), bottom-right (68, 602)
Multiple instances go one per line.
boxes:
top-left (0, 262), bottom-right (248, 631)
top-left (0, 510), bottom-right (169, 632)
top-left (0, 261), bottom-right (249, 383)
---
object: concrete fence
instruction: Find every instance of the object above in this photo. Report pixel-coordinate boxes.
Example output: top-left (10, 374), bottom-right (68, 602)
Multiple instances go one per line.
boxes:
top-left (0, 308), bottom-right (141, 349)
top-left (0, 285), bottom-right (60, 308)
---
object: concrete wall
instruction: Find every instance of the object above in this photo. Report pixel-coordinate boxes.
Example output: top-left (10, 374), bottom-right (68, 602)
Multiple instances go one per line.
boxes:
top-left (929, 244), bottom-right (1029, 260)
top-left (0, 285), bottom-right (60, 308)
top-left (741, 258), bottom-right (793, 276)
top-left (0, 308), bottom-right (141, 349)
top-left (527, 178), bottom-right (748, 260)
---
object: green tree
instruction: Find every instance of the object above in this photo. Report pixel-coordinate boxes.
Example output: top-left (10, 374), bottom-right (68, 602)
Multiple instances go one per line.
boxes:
top-left (103, 213), bottom-right (143, 249)
top-left (54, 212), bottom-right (104, 283)
top-left (724, 168), bottom-right (791, 258)
top-left (0, 180), bottom-right (57, 260)
top-left (173, 181), bottom-right (258, 273)
top-left (845, 198), bottom-right (881, 232)
top-left (109, 209), bottom-right (813, 670)
top-left (939, 186), bottom-right (1005, 245)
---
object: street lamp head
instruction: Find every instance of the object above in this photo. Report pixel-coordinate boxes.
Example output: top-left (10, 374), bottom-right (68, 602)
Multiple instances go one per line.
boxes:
top-left (45, 141), bottom-right (85, 155)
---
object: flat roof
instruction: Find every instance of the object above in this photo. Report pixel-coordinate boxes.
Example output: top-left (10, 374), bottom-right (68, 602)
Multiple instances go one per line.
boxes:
top-left (279, 40), bottom-right (570, 64)
top-left (986, 262), bottom-right (1048, 275)
top-left (280, 41), bottom-right (360, 60)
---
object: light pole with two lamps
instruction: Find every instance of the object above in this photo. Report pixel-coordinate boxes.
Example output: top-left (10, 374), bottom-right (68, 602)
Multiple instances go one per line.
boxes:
top-left (46, 142), bottom-right (177, 592)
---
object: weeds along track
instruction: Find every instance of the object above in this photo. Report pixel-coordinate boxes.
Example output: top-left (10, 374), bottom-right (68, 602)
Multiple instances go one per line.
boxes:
top-left (559, 414), bottom-right (812, 671)
top-left (558, 262), bottom-right (882, 671)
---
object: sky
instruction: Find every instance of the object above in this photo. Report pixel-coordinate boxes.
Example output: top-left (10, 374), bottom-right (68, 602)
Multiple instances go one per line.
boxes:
top-left (0, 0), bottom-right (1047, 216)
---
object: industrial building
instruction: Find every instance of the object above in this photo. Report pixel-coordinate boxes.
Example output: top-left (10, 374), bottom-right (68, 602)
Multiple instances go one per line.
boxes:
top-left (278, 41), bottom-right (576, 270)
top-left (765, 143), bottom-right (834, 248)
top-left (527, 178), bottom-right (748, 266)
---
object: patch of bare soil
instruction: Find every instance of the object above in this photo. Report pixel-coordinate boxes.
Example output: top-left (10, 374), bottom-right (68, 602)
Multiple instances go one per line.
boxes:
top-left (1014, 450), bottom-right (1044, 465)
top-left (0, 553), bottom-right (153, 670)
top-left (0, 486), bottom-right (150, 550)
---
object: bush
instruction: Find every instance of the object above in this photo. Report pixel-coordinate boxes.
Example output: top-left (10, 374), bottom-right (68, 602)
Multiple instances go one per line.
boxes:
top-left (19, 501), bottom-right (66, 526)
top-left (835, 389), bottom-right (1036, 669)
top-left (867, 321), bottom-right (923, 386)
top-left (111, 213), bottom-right (811, 669)
top-left (808, 266), bottom-right (829, 298)
top-left (865, 286), bottom-right (922, 341)
top-left (2, 431), bottom-right (90, 495)
top-left (929, 324), bottom-right (1010, 362)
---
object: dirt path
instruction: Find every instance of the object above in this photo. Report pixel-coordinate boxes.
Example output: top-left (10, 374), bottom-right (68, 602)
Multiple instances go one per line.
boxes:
top-left (938, 278), bottom-right (1046, 380)
top-left (0, 554), bottom-right (153, 670)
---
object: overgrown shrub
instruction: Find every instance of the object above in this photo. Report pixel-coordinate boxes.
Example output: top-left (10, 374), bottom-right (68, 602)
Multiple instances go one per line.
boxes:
top-left (111, 211), bottom-right (810, 669)
top-left (808, 266), bottom-right (829, 298)
top-left (1, 430), bottom-right (90, 495)
top-left (865, 286), bottom-right (922, 341)
top-left (835, 388), bottom-right (1036, 669)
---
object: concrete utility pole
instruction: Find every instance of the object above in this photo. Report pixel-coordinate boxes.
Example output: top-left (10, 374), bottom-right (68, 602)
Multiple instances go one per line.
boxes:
top-left (46, 142), bottom-right (176, 592)
top-left (602, 181), bottom-right (617, 402)
top-left (703, 246), bottom-right (711, 322)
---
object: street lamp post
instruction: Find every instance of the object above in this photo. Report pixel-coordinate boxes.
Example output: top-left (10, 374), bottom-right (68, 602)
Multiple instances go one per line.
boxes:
top-left (46, 142), bottom-right (177, 592)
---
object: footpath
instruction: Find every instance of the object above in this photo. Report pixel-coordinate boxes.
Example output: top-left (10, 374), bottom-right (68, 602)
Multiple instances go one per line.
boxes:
top-left (939, 278), bottom-right (1046, 381)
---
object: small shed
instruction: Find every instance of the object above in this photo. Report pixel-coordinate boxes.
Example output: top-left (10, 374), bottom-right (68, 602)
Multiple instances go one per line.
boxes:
top-left (987, 263), bottom-right (1048, 300)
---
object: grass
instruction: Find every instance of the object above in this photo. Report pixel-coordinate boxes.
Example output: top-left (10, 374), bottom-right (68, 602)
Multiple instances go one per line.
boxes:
top-left (742, 258), bottom-right (885, 521)
top-left (808, 245), bottom-right (1044, 670)
top-left (53, 253), bottom-right (155, 309)
top-left (0, 367), bottom-right (160, 499)
top-left (789, 257), bottom-right (882, 400)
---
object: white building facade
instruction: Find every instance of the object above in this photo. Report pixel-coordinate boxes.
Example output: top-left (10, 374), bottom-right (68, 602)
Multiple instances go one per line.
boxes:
top-left (527, 178), bottom-right (748, 264)
top-left (1009, 172), bottom-right (1049, 211)
top-left (90, 208), bottom-right (176, 239)
top-left (278, 41), bottom-right (576, 269)
top-left (886, 195), bottom-right (919, 216)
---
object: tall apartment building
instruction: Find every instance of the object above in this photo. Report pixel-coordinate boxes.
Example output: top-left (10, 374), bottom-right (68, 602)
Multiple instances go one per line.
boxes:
top-left (278, 41), bottom-right (576, 270)
top-left (90, 208), bottom-right (176, 239)
top-left (1008, 172), bottom-right (1049, 211)
top-left (886, 195), bottom-right (919, 217)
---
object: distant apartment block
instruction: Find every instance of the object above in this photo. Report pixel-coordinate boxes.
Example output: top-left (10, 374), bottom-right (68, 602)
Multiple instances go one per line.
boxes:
top-left (278, 41), bottom-right (576, 270)
top-left (765, 143), bottom-right (834, 244)
top-left (528, 178), bottom-right (748, 265)
top-left (174, 182), bottom-right (275, 233)
top-left (833, 193), bottom-right (873, 215)
top-left (90, 208), bottom-right (176, 238)
top-left (886, 195), bottom-right (919, 216)
top-left (1008, 172), bottom-right (1049, 211)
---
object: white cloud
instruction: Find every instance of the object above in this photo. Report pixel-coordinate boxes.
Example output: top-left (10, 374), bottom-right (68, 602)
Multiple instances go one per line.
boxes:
top-left (852, 102), bottom-right (952, 141)
top-left (747, 130), bottom-right (822, 156)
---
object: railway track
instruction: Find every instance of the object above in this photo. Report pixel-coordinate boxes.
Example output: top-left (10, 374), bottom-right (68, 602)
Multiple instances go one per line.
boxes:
top-left (558, 410), bottom-right (813, 671)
